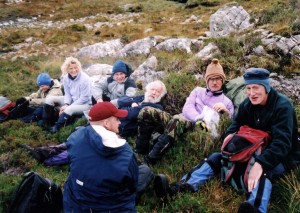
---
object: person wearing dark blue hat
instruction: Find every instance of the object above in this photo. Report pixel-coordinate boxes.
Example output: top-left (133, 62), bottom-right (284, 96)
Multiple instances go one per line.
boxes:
top-left (25, 73), bottom-right (63, 107)
top-left (243, 68), bottom-right (271, 93)
top-left (234, 67), bottom-right (299, 212)
top-left (91, 60), bottom-right (137, 107)
top-left (4, 72), bottom-right (63, 123)
top-left (153, 68), bottom-right (299, 213)
top-left (36, 73), bottom-right (51, 87)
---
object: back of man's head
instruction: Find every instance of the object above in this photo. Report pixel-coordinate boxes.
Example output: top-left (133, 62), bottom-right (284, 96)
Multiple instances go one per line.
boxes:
top-left (88, 102), bottom-right (128, 122)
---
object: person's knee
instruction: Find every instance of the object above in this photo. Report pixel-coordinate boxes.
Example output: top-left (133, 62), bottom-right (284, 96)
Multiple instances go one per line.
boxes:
top-left (45, 96), bottom-right (61, 106)
top-left (136, 164), bottom-right (154, 202)
top-left (63, 108), bottom-right (73, 116)
top-left (44, 99), bottom-right (54, 106)
top-left (206, 152), bottom-right (222, 174)
top-left (63, 106), bottom-right (79, 116)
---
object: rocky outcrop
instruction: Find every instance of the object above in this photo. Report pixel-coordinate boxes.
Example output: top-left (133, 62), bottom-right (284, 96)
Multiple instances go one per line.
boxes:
top-left (195, 42), bottom-right (219, 60)
top-left (119, 36), bottom-right (163, 57)
top-left (271, 74), bottom-right (300, 102)
top-left (1, 3), bottom-right (299, 62)
top-left (1, 2), bottom-right (299, 100)
top-left (260, 32), bottom-right (300, 60)
top-left (84, 64), bottom-right (112, 77)
top-left (155, 38), bottom-right (194, 53)
top-left (5, 0), bottom-right (23, 3)
top-left (131, 56), bottom-right (165, 87)
top-left (76, 39), bottom-right (124, 59)
top-left (210, 2), bottom-right (253, 37)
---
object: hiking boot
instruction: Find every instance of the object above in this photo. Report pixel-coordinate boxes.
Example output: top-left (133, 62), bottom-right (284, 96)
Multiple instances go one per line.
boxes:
top-left (49, 112), bottom-right (71, 134)
top-left (147, 133), bottom-right (174, 163)
top-left (237, 201), bottom-right (259, 213)
top-left (19, 144), bottom-right (45, 163)
top-left (153, 174), bottom-right (170, 198)
top-left (177, 182), bottom-right (195, 193)
top-left (143, 155), bottom-right (156, 166)
top-left (154, 174), bottom-right (195, 198)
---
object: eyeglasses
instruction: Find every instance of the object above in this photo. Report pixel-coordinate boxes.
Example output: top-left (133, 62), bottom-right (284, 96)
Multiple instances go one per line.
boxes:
top-left (209, 77), bottom-right (223, 82)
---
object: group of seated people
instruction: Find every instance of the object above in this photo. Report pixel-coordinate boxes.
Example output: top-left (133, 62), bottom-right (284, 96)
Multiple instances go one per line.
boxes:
top-left (15, 57), bottom-right (137, 133)
top-left (10, 57), bottom-right (300, 213)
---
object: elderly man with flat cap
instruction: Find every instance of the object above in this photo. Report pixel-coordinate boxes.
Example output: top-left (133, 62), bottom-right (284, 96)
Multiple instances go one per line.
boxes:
top-left (154, 68), bottom-right (300, 213)
top-left (63, 102), bottom-right (139, 213)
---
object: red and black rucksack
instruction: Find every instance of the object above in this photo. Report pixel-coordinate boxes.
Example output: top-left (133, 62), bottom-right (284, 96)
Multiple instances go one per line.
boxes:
top-left (0, 96), bottom-right (29, 122)
top-left (0, 96), bottom-right (16, 122)
top-left (220, 125), bottom-right (271, 191)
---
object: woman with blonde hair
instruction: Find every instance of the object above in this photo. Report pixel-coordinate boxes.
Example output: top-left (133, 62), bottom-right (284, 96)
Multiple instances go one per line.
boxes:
top-left (39, 57), bottom-right (92, 133)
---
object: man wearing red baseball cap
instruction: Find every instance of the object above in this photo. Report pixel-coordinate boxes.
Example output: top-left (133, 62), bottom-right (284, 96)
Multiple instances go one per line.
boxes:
top-left (63, 102), bottom-right (139, 212)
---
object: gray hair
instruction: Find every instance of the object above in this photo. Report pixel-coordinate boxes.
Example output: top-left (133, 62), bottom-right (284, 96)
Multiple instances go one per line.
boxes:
top-left (145, 80), bottom-right (167, 101)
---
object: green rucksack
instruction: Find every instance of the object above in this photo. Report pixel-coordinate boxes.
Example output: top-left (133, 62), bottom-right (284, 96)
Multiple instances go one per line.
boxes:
top-left (224, 76), bottom-right (247, 115)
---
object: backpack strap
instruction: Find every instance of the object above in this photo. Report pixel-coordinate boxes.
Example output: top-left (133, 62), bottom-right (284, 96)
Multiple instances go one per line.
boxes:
top-left (221, 159), bottom-right (236, 183)
top-left (253, 174), bottom-right (267, 209)
top-left (243, 147), bottom-right (262, 189)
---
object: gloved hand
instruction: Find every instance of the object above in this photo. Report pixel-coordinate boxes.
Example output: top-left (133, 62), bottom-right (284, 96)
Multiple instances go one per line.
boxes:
top-left (16, 97), bottom-right (29, 105)
top-left (194, 120), bottom-right (208, 132)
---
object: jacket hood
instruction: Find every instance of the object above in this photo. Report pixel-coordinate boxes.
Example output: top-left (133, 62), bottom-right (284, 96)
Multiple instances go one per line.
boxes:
top-left (89, 125), bottom-right (127, 158)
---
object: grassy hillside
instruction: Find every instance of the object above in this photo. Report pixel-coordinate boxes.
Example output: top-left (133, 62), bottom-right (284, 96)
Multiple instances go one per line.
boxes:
top-left (0, 0), bottom-right (299, 212)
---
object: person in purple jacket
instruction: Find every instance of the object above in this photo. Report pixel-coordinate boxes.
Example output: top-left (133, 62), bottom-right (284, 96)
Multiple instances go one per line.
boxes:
top-left (137, 58), bottom-right (234, 165)
top-left (39, 57), bottom-right (92, 133)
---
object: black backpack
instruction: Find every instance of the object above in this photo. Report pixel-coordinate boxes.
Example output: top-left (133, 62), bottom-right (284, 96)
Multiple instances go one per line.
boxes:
top-left (7, 171), bottom-right (63, 213)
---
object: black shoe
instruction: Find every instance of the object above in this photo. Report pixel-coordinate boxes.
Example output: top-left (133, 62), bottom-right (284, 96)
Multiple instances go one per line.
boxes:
top-left (19, 144), bottom-right (44, 163)
top-left (134, 148), bottom-right (149, 155)
top-left (153, 174), bottom-right (170, 198)
top-left (237, 201), bottom-right (259, 213)
top-left (178, 182), bottom-right (194, 193)
top-left (143, 155), bottom-right (156, 166)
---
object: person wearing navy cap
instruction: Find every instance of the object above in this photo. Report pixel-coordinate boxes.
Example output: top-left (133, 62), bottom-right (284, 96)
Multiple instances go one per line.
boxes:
top-left (91, 60), bottom-right (137, 107)
top-left (154, 68), bottom-right (299, 213)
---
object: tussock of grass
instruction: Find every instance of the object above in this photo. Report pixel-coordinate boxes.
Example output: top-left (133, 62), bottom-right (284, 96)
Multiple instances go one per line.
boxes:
top-left (164, 72), bottom-right (198, 114)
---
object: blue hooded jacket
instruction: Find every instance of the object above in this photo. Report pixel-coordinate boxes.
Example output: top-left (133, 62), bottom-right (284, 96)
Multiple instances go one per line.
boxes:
top-left (117, 95), bottom-right (164, 137)
top-left (63, 125), bottom-right (138, 213)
